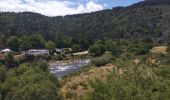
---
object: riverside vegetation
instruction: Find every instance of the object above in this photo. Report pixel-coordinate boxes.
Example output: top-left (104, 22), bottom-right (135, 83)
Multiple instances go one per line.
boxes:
top-left (0, 37), bottom-right (170, 100)
top-left (0, 0), bottom-right (170, 100)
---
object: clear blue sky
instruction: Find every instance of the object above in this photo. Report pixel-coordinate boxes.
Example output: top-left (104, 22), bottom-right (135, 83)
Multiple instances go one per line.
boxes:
top-left (97, 0), bottom-right (144, 8)
top-left (0, 0), bottom-right (144, 16)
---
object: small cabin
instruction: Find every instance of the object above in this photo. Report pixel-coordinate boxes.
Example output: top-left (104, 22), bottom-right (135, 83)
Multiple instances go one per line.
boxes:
top-left (0, 49), bottom-right (13, 54)
top-left (25, 49), bottom-right (49, 56)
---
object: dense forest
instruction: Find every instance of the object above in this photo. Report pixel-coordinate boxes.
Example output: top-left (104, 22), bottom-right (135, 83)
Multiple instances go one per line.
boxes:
top-left (0, 0), bottom-right (170, 50)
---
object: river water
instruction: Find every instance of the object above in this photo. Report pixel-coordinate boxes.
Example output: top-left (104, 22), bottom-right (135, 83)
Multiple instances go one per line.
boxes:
top-left (49, 59), bottom-right (90, 77)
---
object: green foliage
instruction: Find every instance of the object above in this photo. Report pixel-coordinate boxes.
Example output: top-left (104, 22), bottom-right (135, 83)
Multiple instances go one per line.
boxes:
top-left (4, 52), bottom-right (14, 63)
top-left (127, 41), bottom-right (152, 55)
top-left (35, 55), bottom-right (50, 61)
top-left (91, 53), bottom-right (113, 67)
top-left (71, 44), bottom-right (81, 51)
top-left (0, 62), bottom-right (60, 100)
top-left (142, 36), bottom-right (154, 44)
top-left (19, 41), bottom-right (32, 51)
top-left (6, 36), bottom-right (20, 51)
top-left (28, 61), bottom-right (49, 72)
top-left (52, 54), bottom-right (66, 61)
top-left (104, 40), bottom-right (122, 57)
top-left (89, 44), bottom-right (105, 56)
top-left (45, 41), bottom-right (56, 50)
top-left (0, 66), bottom-right (7, 83)
top-left (4, 52), bottom-right (16, 68)
top-left (30, 34), bottom-right (45, 49)
top-left (0, 0), bottom-right (170, 49)
top-left (19, 35), bottom-right (33, 51)
top-left (89, 58), bottom-right (170, 100)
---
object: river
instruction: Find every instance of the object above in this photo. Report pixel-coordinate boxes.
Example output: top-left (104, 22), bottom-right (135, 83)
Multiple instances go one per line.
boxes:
top-left (49, 59), bottom-right (90, 77)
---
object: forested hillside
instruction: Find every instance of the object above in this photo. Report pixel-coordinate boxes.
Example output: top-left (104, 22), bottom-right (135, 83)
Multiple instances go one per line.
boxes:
top-left (0, 0), bottom-right (170, 49)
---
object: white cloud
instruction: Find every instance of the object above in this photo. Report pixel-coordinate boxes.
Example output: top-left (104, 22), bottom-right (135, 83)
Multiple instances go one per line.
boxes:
top-left (0, 0), bottom-right (104, 16)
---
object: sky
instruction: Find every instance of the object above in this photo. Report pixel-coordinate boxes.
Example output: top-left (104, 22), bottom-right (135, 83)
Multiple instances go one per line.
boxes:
top-left (0, 0), bottom-right (144, 16)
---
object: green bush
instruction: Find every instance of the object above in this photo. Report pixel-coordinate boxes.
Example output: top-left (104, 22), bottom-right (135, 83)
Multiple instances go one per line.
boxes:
top-left (91, 53), bottom-right (113, 67)
top-left (71, 44), bottom-right (81, 51)
top-left (89, 44), bottom-right (105, 57)
top-left (0, 65), bottom-right (7, 82)
top-left (0, 63), bottom-right (60, 100)
top-left (35, 54), bottom-right (50, 61)
top-left (104, 40), bottom-right (122, 57)
top-left (52, 54), bottom-right (66, 61)
top-left (89, 59), bottom-right (170, 100)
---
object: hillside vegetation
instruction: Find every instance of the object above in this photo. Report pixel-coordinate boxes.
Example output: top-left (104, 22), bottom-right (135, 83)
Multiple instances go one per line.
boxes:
top-left (57, 43), bottom-right (170, 100)
top-left (0, 0), bottom-right (170, 49)
top-left (0, 0), bottom-right (170, 100)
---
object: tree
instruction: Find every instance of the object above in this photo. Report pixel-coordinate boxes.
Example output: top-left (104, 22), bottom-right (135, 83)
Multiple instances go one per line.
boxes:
top-left (71, 44), bottom-right (81, 51)
top-left (0, 34), bottom-right (5, 49)
top-left (6, 36), bottom-right (20, 51)
top-left (0, 65), bottom-right (7, 82)
top-left (4, 52), bottom-right (15, 68)
top-left (104, 40), bottom-right (122, 57)
top-left (94, 39), bottom-right (103, 44)
top-left (1, 64), bottom-right (60, 100)
top-left (19, 42), bottom-right (32, 51)
top-left (45, 41), bottom-right (56, 50)
top-left (89, 44), bottom-right (105, 56)
top-left (30, 34), bottom-right (45, 49)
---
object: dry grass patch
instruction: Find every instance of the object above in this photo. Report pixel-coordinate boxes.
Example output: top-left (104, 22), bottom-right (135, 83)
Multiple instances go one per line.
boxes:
top-left (60, 64), bottom-right (115, 100)
top-left (150, 46), bottom-right (168, 54)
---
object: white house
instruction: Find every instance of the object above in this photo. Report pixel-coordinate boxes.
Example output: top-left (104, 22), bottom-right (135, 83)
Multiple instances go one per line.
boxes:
top-left (0, 49), bottom-right (13, 53)
top-left (25, 49), bottom-right (49, 56)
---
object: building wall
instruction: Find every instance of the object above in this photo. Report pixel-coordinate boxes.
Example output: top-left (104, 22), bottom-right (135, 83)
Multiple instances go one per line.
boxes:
top-left (26, 50), bottom-right (49, 55)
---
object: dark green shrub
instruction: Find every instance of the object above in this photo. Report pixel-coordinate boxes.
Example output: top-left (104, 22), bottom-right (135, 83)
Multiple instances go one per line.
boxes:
top-left (1, 63), bottom-right (60, 100)
top-left (89, 44), bottom-right (105, 56)
top-left (0, 65), bottom-right (7, 82)
top-left (52, 54), bottom-right (66, 61)
top-left (35, 54), bottom-right (50, 61)
top-left (3, 52), bottom-right (18, 68)
top-left (91, 53), bottom-right (113, 67)
top-left (71, 44), bottom-right (81, 51)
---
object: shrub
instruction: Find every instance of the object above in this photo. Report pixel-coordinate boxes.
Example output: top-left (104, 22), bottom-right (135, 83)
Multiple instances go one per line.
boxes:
top-left (1, 63), bottom-right (60, 100)
top-left (91, 53), bottom-right (113, 67)
top-left (71, 44), bottom-right (81, 51)
top-left (89, 44), bottom-right (105, 56)
top-left (28, 61), bottom-right (49, 72)
top-left (89, 59), bottom-right (170, 100)
top-left (104, 40), bottom-right (122, 57)
top-left (35, 54), bottom-right (50, 61)
top-left (52, 54), bottom-right (66, 61)
top-left (0, 65), bottom-right (7, 82)
top-left (3, 52), bottom-right (18, 68)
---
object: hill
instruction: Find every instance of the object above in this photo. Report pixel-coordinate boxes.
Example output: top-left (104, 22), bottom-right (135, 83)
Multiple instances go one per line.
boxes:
top-left (0, 0), bottom-right (170, 49)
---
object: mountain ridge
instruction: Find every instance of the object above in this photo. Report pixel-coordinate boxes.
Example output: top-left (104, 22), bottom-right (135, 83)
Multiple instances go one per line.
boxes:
top-left (0, 0), bottom-right (170, 49)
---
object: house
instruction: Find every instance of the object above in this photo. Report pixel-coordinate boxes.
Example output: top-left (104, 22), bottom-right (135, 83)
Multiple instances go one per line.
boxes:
top-left (25, 49), bottom-right (49, 56)
top-left (0, 49), bottom-right (13, 54)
